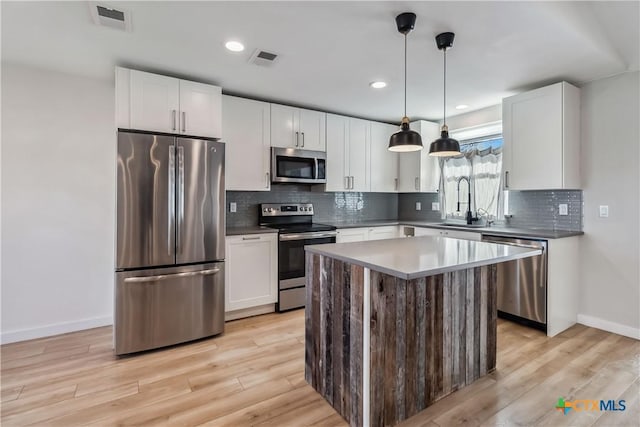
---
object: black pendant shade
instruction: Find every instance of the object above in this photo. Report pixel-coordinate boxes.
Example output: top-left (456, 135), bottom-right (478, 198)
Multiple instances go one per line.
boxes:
top-left (388, 13), bottom-right (424, 152)
top-left (429, 126), bottom-right (460, 157)
top-left (429, 32), bottom-right (461, 157)
top-left (389, 120), bottom-right (423, 152)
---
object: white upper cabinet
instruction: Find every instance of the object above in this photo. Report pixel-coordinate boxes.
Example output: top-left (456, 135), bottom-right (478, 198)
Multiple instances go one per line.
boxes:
top-left (348, 118), bottom-right (370, 192)
top-left (222, 95), bottom-right (271, 191)
top-left (178, 80), bottom-right (222, 138)
top-left (129, 70), bottom-right (180, 133)
top-left (116, 67), bottom-right (222, 139)
top-left (271, 104), bottom-right (326, 151)
top-left (502, 81), bottom-right (580, 190)
top-left (370, 122), bottom-right (399, 192)
top-left (325, 114), bottom-right (370, 192)
top-left (398, 120), bottom-right (441, 192)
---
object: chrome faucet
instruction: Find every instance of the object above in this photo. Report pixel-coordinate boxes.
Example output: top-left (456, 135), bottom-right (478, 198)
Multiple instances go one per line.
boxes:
top-left (457, 176), bottom-right (479, 225)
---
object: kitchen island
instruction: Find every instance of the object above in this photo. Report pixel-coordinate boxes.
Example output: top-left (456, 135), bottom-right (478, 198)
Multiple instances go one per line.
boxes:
top-left (304, 236), bottom-right (541, 427)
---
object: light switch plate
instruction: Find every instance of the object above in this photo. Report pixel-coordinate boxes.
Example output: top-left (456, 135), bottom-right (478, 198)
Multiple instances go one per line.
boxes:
top-left (432, 202), bottom-right (440, 211)
top-left (415, 202), bottom-right (422, 211)
top-left (558, 204), bottom-right (568, 216)
top-left (230, 202), bottom-right (237, 213)
top-left (599, 205), bottom-right (609, 218)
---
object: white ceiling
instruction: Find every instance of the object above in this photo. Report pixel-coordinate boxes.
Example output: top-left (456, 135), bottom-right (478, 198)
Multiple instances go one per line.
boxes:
top-left (2, 1), bottom-right (638, 123)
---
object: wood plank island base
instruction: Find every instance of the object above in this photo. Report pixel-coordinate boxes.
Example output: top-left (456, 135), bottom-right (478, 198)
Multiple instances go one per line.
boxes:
top-left (304, 236), bottom-right (542, 427)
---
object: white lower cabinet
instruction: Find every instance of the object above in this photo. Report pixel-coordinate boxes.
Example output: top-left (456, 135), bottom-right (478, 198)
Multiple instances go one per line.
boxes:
top-left (367, 226), bottom-right (400, 241)
top-left (336, 226), bottom-right (402, 243)
top-left (225, 233), bottom-right (277, 312)
top-left (336, 227), bottom-right (370, 243)
top-left (412, 226), bottom-right (481, 241)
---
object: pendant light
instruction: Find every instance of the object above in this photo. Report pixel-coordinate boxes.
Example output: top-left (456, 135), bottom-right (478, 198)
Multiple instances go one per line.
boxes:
top-left (429, 32), bottom-right (461, 157)
top-left (388, 12), bottom-right (423, 152)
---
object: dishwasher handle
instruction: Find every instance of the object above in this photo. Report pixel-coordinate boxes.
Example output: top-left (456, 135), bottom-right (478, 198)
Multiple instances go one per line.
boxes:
top-left (481, 235), bottom-right (546, 251)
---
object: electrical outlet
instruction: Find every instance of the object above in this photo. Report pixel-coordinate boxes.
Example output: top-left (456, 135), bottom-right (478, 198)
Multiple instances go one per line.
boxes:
top-left (432, 202), bottom-right (440, 211)
top-left (599, 205), bottom-right (609, 218)
top-left (415, 202), bottom-right (421, 211)
top-left (230, 202), bottom-right (237, 213)
top-left (558, 204), bottom-right (568, 216)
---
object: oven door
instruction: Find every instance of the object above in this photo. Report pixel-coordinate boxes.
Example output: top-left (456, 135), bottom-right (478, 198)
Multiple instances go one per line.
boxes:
top-left (278, 232), bottom-right (336, 311)
top-left (271, 148), bottom-right (327, 184)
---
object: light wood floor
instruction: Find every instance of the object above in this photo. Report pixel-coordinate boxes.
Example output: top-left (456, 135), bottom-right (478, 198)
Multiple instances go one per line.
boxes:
top-left (1, 311), bottom-right (638, 426)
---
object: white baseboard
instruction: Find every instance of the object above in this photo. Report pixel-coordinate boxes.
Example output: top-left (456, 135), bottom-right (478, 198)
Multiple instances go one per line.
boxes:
top-left (577, 314), bottom-right (640, 340)
top-left (1, 316), bottom-right (113, 345)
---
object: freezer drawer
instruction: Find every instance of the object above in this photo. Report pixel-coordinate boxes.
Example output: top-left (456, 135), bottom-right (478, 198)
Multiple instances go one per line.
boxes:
top-left (115, 262), bottom-right (224, 355)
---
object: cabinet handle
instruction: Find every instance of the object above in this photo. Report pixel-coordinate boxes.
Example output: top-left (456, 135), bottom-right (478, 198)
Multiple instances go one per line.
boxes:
top-left (295, 131), bottom-right (299, 147)
top-left (505, 171), bottom-right (509, 189)
top-left (242, 236), bottom-right (261, 241)
top-left (415, 177), bottom-right (419, 191)
top-left (344, 176), bottom-right (349, 190)
top-left (265, 172), bottom-right (270, 188)
top-left (350, 176), bottom-right (354, 190)
top-left (301, 132), bottom-right (305, 147)
top-left (394, 178), bottom-right (398, 191)
top-left (182, 111), bottom-right (186, 132)
top-left (172, 110), bottom-right (177, 131)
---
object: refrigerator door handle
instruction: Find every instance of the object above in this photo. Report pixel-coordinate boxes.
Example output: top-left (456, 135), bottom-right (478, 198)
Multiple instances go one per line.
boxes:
top-left (124, 268), bottom-right (221, 283)
top-left (177, 146), bottom-right (185, 254)
top-left (168, 146), bottom-right (175, 256)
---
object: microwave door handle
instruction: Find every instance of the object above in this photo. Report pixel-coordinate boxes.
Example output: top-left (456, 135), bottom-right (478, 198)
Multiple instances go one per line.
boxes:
top-left (314, 158), bottom-right (319, 180)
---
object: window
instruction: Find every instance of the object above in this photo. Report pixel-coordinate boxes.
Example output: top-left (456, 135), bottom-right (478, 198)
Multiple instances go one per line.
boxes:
top-left (441, 124), bottom-right (503, 220)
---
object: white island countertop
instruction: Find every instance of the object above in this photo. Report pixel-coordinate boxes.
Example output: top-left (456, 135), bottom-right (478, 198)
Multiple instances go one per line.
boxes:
top-left (305, 236), bottom-right (542, 280)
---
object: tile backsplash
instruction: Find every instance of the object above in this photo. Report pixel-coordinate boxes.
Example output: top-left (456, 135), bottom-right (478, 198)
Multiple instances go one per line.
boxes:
top-left (500, 190), bottom-right (583, 231)
top-left (226, 184), bottom-right (398, 227)
top-left (227, 186), bottom-right (583, 232)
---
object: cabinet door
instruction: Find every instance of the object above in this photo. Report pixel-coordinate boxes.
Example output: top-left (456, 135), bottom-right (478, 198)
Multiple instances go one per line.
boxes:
top-left (222, 96), bottom-right (271, 191)
top-left (336, 228), bottom-right (369, 243)
top-left (130, 70), bottom-right (180, 133)
top-left (367, 226), bottom-right (400, 241)
top-left (298, 108), bottom-right (326, 151)
top-left (370, 122), bottom-right (399, 192)
top-left (325, 114), bottom-right (349, 191)
top-left (179, 80), bottom-right (222, 138)
top-left (225, 234), bottom-right (277, 311)
top-left (348, 118), bottom-right (370, 192)
top-left (271, 104), bottom-right (298, 148)
top-left (503, 83), bottom-right (563, 190)
top-left (417, 121), bottom-right (442, 193)
top-left (398, 152), bottom-right (420, 192)
top-left (413, 227), bottom-right (441, 237)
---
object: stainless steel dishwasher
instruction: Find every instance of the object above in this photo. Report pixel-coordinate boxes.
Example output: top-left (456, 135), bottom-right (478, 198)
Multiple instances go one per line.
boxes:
top-left (481, 235), bottom-right (548, 331)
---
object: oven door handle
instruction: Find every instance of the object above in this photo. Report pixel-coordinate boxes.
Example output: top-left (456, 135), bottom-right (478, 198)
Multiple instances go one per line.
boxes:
top-left (279, 231), bottom-right (337, 241)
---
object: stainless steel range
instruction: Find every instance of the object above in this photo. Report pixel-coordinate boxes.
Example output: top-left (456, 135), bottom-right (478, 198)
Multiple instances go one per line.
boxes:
top-left (259, 203), bottom-right (337, 311)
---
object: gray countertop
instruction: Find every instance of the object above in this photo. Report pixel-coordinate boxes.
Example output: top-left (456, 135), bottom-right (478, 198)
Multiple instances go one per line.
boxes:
top-left (305, 236), bottom-right (542, 280)
top-left (226, 226), bottom-right (279, 236)
top-left (329, 220), bottom-right (583, 239)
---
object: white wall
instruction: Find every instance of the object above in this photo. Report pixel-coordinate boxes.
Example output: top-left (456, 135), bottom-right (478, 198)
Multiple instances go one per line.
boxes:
top-left (443, 104), bottom-right (502, 131)
top-left (1, 63), bottom-right (115, 343)
top-left (578, 71), bottom-right (640, 338)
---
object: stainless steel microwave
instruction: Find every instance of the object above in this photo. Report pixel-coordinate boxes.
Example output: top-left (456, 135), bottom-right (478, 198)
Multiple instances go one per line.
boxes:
top-left (271, 147), bottom-right (326, 184)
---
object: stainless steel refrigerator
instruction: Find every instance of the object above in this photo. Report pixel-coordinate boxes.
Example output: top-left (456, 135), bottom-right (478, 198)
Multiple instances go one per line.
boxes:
top-left (115, 130), bottom-right (225, 355)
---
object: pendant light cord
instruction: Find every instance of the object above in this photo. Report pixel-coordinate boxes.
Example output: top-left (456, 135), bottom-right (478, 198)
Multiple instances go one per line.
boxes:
top-left (404, 33), bottom-right (407, 118)
top-left (443, 48), bottom-right (447, 126)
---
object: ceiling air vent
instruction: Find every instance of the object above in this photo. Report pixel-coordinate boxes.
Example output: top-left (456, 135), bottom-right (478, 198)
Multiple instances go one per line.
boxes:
top-left (249, 49), bottom-right (279, 67)
top-left (89, 2), bottom-right (132, 32)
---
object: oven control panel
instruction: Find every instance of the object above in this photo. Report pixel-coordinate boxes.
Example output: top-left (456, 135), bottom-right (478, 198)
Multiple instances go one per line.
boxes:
top-left (260, 203), bottom-right (314, 216)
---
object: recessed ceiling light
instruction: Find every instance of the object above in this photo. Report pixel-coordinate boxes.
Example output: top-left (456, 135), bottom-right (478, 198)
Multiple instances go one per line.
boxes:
top-left (225, 41), bottom-right (245, 52)
top-left (455, 104), bottom-right (469, 110)
top-left (370, 81), bottom-right (387, 89)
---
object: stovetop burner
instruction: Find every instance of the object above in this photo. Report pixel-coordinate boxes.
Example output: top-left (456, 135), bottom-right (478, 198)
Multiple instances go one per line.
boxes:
top-left (258, 203), bottom-right (336, 234)
top-left (265, 223), bottom-right (336, 233)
